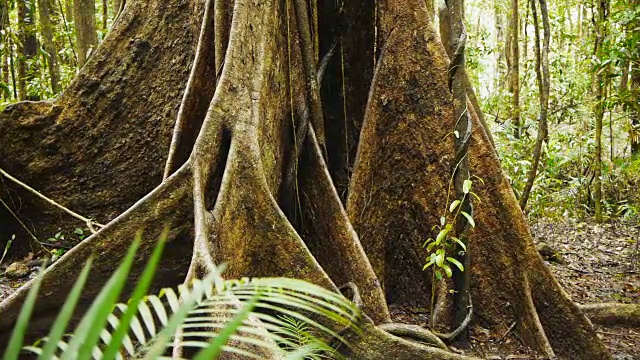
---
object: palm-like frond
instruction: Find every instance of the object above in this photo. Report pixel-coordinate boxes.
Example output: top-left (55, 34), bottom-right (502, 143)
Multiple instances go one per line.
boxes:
top-left (4, 231), bottom-right (360, 360)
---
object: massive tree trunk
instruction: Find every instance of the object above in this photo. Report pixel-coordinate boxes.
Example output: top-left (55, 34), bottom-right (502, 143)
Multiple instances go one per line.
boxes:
top-left (0, 0), bottom-right (611, 358)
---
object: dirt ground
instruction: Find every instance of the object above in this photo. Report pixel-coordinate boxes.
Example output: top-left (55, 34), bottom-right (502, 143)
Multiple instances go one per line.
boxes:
top-left (532, 219), bottom-right (639, 359)
top-left (1, 219), bottom-right (639, 358)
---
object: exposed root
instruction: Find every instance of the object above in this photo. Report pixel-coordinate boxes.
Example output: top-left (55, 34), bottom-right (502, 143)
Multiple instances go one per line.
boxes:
top-left (580, 303), bottom-right (640, 327)
top-left (340, 321), bottom-right (480, 360)
top-left (379, 323), bottom-right (448, 350)
top-left (432, 298), bottom-right (472, 342)
top-left (164, 0), bottom-right (218, 178)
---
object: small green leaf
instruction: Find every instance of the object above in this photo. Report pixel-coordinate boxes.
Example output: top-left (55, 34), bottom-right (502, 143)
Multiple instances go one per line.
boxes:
top-left (440, 216), bottom-right (446, 226)
top-left (39, 258), bottom-right (93, 360)
top-left (447, 257), bottom-right (465, 272)
top-left (435, 270), bottom-right (443, 280)
top-left (435, 251), bottom-right (445, 267)
top-left (449, 200), bottom-right (461, 213)
top-left (461, 211), bottom-right (475, 228)
top-left (435, 228), bottom-right (450, 245)
top-left (442, 264), bottom-right (453, 278)
top-left (463, 180), bottom-right (472, 194)
top-left (426, 242), bottom-right (437, 252)
top-left (423, 260), bottom-right (435, 270)
top-left (451, 237), bottom-right (467, 251)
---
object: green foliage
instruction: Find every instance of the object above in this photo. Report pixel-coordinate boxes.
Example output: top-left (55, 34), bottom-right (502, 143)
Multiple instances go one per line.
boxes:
top-left (423, 179), bottom-right (476, 280)
top-left (466, 0), bottom-right (640, 223)
top-left (3, 231), bottom-right (360, 359)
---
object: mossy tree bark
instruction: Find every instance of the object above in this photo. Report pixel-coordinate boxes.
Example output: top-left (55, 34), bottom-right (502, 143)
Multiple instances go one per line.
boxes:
top-left (0, 0), bottom-right (612, 358)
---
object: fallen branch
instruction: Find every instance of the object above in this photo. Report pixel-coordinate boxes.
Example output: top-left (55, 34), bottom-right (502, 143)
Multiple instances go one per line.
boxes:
top-left (580, 303), bottom-right (640, 327)
top-left (0, 167), bottom-right (104, 233)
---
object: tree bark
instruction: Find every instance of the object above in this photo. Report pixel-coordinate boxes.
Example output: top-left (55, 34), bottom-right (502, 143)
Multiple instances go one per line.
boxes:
top-left (630, 0), bottom-right (640, 155)
top-left (17, 0), bottom-right (39, 100)
top-left (519, 0), bottom-right (550, 211)
top-left (38, 0), bottom-right (62, 94)
top-left (0, 0), bottom-right (9, 98)
top-left (506, 0), bottom-right (520, 138)
top-left (593, 0), bottom-right (609, 222)
top-left (0, 0), bottom-right (613, 358)
top-left (65, 0), bottom-right (72, 22)
top-left (73, 0), bottom-right (97, 67)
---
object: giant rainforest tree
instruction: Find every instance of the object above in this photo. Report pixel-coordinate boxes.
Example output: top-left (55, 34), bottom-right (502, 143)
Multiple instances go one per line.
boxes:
top-left (0, 0), bottom-right (612, 358)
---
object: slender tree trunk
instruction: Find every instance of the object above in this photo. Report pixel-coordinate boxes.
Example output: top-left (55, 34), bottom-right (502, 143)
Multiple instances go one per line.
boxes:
top-left (519, 0), bottom-right (550, 210)
top-left (38, 0), bottom-right (61, 94)
top-left (102, 0), bottom-right (107, 31)
top-left (0, 0), bottom-right (9, 99)
top-left (629, 0), bottom-right (640, 155)
top-left (506, 0), bottom-right (520, 138)
top-left (593, 0), bottom-right (609, 222)
top-left (493, 0), bottom-right (505, 94)
top-left (65, 0), bottom-right (72, 22)
top-left (4, 0), bottom-right (17, 100)
top-left (74, 0), bottom-right (97, 67)
top-left (17, 0), bottom-right (38, 100)
top-left (631, 69), bottom-right (640, 155)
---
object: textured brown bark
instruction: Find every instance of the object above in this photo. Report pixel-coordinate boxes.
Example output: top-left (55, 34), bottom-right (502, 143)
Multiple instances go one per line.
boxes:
top-left (0, 0), bottom-right (612, 358)
top-left (73, 0), bottom-right (97, 67)
top-left (38, 0), bottom-right (61, 94)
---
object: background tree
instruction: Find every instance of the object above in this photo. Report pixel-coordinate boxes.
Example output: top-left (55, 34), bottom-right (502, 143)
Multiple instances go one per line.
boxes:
top-left (73, 0), bottom-right (96, 67)
top-left (520, 0), bottom-right (550, 210)
top-left (593, 0), bottom-right (610, 223)
top-left (16, 0), bottom-right (38, 100)
top-left (38, 0), bottom-right (61, 94)
top-left (506, 0), bottom-right (521, 138)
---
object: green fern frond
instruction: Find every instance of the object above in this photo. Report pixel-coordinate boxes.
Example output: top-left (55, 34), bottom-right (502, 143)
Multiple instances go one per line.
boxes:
top-left (4, 231), bottom-right (360, 360)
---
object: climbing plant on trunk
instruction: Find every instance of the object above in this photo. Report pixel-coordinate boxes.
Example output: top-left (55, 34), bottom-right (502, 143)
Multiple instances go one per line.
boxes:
top-left (0, 0), bottom-right (612, 359)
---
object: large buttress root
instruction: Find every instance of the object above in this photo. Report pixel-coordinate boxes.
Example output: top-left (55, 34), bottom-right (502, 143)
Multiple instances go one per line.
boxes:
top-left (345, 0), bottom-right (611, 359)
top-left (0, 0), bottom-right (205, 254)
top-left (0, 167), bottom-right (196, 348)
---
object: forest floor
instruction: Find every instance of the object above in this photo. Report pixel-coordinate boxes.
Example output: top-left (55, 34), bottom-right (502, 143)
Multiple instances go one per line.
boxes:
top-left (389, 219), bottom-right (640, 359)
top-left (532, 219), bottom-right (639, 359)
top-left (1, 219), bottom-right (639, 358)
